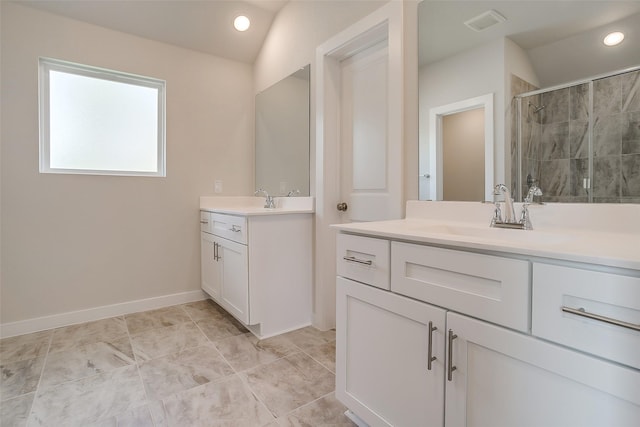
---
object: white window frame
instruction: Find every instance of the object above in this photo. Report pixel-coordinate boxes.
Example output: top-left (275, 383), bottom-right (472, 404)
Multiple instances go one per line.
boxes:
top-left (38, 57), bottom-right (166, 177)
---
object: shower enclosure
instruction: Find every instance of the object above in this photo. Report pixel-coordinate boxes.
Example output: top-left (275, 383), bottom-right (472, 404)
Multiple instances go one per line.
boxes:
top-left (515, 67), bottom-right (640, 203)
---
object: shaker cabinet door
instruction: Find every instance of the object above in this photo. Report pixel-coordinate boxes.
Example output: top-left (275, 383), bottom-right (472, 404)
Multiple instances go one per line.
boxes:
top-left (336, 277), bottom-right (446, 427)
top-left (201, 232), bottom-right (221, 300)
top-left (445, 312), bottom-right (640, 427)
top-left (217, 236), bottom-right (249, 324)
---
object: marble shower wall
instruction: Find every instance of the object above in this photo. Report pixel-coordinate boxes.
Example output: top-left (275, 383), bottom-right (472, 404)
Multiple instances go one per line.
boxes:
top-left (516, 69), bottom-right (640, 203)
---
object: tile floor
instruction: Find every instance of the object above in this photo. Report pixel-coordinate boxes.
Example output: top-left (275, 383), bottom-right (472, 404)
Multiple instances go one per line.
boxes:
top-left (1, 299), bottom-right (355, 426)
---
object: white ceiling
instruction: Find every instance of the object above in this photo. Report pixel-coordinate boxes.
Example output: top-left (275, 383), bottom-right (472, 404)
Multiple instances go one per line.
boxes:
top-left (419, 1), bottom-right (640, 87)
top-left (15, 0), bottom-right (289, 63)
top-left (13, 0), bottom-right (640, 78)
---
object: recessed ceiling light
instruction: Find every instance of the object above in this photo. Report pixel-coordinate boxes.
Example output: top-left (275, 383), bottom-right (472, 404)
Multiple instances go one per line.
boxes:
top-left (234, 15), bottom-right (250, 32)
top-left (603, 31), bottom-right (624, 46)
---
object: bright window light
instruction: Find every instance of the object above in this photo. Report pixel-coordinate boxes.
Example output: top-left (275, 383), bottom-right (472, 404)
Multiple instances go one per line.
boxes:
top-left (39, 58), bottom-right (166, 176)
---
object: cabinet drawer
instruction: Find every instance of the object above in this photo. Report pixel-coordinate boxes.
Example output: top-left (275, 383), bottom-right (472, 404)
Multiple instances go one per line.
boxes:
top-left (391, 242), bottom-right (530, 331)
top-left (532, 263), bottom-right (640, 369)
top-left (209, 213), bottom-right (247, 244)
top-left (200, 211), bottom-right (211, 233)
top-left (337, 233), bottom-right (390, 290)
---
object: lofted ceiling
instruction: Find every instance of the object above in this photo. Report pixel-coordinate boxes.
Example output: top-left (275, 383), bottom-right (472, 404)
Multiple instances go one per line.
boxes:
top-left (13, 0), bottom-right (640, 80)
top-left (14, 0), bottom-right (289, 64)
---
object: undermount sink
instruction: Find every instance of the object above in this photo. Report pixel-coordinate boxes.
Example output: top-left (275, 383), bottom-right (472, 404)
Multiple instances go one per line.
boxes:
top-left (411, 223), bottom-right (572, 245)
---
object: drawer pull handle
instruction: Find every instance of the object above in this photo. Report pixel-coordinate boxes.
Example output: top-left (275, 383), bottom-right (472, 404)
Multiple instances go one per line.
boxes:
top-left (200, 220), bottom-right (209, 224)
top-left (343, 256), bottom-right (373, 266)
top-left (427, 321), bottom-right (437, 371)
top-left (447, 329), bottom-right (457, 381)
top-left (561, 306), bottom-right (640, 332)
top-left (229, 225), bottom-right (241, 232)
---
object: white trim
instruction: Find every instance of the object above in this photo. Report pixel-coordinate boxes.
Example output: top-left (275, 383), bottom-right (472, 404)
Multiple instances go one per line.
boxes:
top-left (0, 290), bottom-right (207, 338)
top-left (428, 93), bottom-right (494, 201)
top-left (314, 1), bottom-right (404, 330)
top-left (38, 57), bottom-right (167, 177)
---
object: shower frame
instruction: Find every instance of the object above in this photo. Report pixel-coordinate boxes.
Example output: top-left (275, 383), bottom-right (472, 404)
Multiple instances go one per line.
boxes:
top-left (514, 65), bottom-right (640, 202)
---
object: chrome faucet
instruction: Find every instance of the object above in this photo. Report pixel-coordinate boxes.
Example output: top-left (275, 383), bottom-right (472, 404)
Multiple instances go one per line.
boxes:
top-left (493, 184), bottom-right (516, 223)
top-left (491, 184), bottom-right (543, 230)
top-left (255, 188), bottom-right (276, 209)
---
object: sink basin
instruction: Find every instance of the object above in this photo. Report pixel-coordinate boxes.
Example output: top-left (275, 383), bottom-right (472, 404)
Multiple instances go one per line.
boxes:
top-left (411, 223), bottom-right (571, 245)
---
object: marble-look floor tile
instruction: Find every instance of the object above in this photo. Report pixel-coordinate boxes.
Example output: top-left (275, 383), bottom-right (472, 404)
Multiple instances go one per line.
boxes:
top-left (1, 357), bottom-right (44, 401)
top-left (86, 404), bottom-right (154, 427)
top-left (160, 374), bottom-right (274, 426)
top-left (125, 306), bottom-right (191, 335)
top-left (49, 317), bottom-right (128, 354)
top-left (195, 316), bottom-right (247, 343)
top-left (40, 336), bottom-right (135, 387)
top-left (28, 364), bottom-right (146, 427)
top-left (131, 321), bottom-right (209, 361)
top-left (214, 333), bottom-right (299, 372)
top-left (304, 341), bottom-right (336, 374)
top-left (243, 352), bottom-right (335, 417)
top-left (0, 392), bottom-right (34, 427)
top-left (1, 331), bottom-right (51, 364)
top-left (139, 343), bottom-right (234, 401)
top-left (281, 327), bottom-right (335, 352)
top-left (182, 299), bottom-right (228, 322)
top-left (274, 393), bottom-right (355, 427)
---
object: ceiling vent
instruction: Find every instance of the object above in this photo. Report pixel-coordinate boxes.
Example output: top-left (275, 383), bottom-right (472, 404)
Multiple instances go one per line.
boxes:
top-left (464, 10), bottom-right (507, 32)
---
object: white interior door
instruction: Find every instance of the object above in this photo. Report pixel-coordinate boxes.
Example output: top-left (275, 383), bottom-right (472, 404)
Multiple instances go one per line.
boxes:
top-left (340, 42), bottom-right (394, 222)
top-left (314, 1), bottom-right (405, 330)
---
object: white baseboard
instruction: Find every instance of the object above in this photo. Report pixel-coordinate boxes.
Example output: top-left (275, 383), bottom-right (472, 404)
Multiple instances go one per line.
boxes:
top-left (0, 290), bottom-right (208, 339)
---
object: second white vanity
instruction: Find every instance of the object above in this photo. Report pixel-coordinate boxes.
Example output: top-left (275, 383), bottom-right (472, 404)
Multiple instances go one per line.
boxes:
top-left (200, 196), bottom-right (314, 339)
top-left (334, 201), bottom-right (640, 427)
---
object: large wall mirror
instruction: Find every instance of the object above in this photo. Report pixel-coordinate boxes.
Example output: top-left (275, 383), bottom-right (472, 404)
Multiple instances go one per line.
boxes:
top-left (418, 1), bottom-right (640, 203)
top-left (255, 65), bottom-right (310, 196)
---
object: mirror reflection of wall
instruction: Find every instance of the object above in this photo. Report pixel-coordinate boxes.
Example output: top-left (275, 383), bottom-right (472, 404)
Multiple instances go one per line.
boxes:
top-left (443, 108), bottom-right (485, 201)
top-left (255, 65), bottom-right (310, 196)
top-left (418, 1), bottom-right (640, 203)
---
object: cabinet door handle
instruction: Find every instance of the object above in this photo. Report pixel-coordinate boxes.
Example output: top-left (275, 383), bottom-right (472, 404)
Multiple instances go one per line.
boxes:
top-left (447, 329), bottom-right (457, 381)
top-left (213, 242), bottom-right (219, 261)
top-left (561, 306), bottom-right (640, 332)
top-left (342, 256), bottom-right (373, 266)
top-left (427, 321), bottom-right (437, 371)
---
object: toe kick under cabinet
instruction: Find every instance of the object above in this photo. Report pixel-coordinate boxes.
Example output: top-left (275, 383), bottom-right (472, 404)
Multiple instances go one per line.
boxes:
top-left (200, 211), bottom-right (312, 338)
top-left (335, 232), bottom-right (640, 427)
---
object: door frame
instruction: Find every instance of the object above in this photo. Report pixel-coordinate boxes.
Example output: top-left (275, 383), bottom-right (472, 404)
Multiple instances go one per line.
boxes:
top-left (429, 93), bottom-right (494, 201)
top-left (314, 1), bottom-right (405, 330)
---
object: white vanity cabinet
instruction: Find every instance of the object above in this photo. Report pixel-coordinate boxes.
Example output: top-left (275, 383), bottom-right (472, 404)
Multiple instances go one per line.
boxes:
top-left (200, 212), bottom-right (249, 323)
top-left (336, 231), bottom-right (640, 427)
top-left (337, 276), bottom-right (446, 427)
top-left (200, 210), bottom-right (312, 338)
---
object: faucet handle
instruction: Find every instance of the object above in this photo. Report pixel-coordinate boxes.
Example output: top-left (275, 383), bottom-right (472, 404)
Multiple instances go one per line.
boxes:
top-left (490, 202), bottom-right (502, 227)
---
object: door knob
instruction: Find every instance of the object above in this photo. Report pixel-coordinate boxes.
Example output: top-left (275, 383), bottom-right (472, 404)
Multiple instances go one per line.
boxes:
top-left (337, 202), bottom-right (348, 211)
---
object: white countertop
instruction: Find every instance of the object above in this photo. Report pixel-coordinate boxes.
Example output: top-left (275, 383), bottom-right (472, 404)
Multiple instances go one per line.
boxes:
top-left (333, 201), bottom-right (640, 271)
top-left (200, 196), bottom-right (314, 216)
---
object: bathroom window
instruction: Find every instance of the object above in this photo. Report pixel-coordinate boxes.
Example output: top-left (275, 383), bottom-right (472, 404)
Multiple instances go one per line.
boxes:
top-left (38, 58), bottom-right (166, 176)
